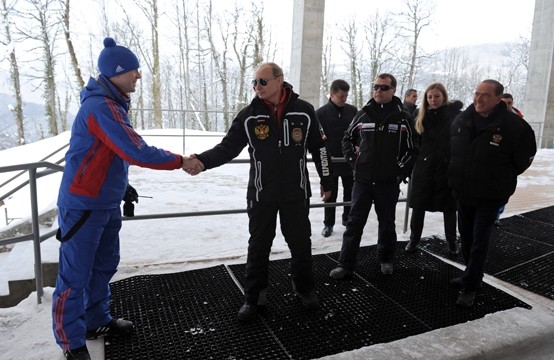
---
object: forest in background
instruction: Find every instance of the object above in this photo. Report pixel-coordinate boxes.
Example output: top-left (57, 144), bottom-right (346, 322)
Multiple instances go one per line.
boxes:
top-left (0, 0), bottom-right (530, 149)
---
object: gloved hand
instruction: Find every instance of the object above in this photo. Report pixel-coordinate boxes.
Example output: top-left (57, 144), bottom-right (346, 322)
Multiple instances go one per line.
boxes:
top-left (123, 184), bottom-right (139, 203)
top-left (123, 184), bottom-right (139, 217)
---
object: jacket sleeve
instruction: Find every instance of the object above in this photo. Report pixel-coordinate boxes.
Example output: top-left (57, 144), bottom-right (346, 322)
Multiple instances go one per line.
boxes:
top-left (398, 116), bottom-right (417, 181)
top-left (341, 112), bottom-right (362, 167)
top-left (514, 119), bottom-right (537, 175)
top-left (308, 111), bottom-right (333, 191)
top-left (195, 115), bottom-right (248, 170)
top-left (88, 99), bottom-right (182, 170)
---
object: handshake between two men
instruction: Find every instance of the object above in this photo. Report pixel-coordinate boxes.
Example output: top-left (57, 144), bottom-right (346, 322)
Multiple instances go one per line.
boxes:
top-left (182, 154), bottom-right (205, 175)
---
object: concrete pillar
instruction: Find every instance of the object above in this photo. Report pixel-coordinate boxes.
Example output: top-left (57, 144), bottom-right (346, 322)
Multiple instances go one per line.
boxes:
top-left (523, 0), bottom-right (554, 148)
top-left (289, 0), bottom-right (325, 108)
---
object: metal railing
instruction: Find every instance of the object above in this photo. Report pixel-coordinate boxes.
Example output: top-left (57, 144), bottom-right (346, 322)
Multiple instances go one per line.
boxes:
top-left (0, 154), bottom-right (410, 306)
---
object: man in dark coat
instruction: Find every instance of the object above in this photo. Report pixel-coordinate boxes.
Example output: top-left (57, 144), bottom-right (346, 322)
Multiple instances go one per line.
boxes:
top-left (329, 73), bottom-right (416, 278)
top-left (186, 62), bottom-right (333, 322)
top-left (448, 79), bottom-right (536, 307)
top-left (317, 79), bottom-right (358, 237)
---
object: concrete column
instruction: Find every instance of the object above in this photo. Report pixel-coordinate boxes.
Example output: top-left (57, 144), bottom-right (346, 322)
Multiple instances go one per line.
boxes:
top-left (523, 0), bottom-right (554, 148)
top-left (289, 0), bottom-right (325, 108)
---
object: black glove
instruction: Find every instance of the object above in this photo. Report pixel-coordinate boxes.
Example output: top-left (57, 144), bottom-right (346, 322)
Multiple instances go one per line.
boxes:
top-left (123, 184), bottom-right (139, 217)
top-left (123, 184), bottom-right (139, 203)
top-left (123, 201), bottom-right (135, 217)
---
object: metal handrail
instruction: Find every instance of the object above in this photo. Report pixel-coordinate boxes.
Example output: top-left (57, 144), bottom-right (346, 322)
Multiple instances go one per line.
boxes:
top-left (0, 157), bottom-right (409, 306)
top-left (0, 162), bottom-right (65, 304)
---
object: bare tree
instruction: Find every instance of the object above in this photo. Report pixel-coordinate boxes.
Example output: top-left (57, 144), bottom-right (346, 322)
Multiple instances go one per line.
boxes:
top-left (59, 0), bottom-right (84, 90)
top-left (206, 0), bottom-right (230, 128)
top-left (17, 0), bottom-right (62, 137)
top-left (337, 18), bottom-right (363, 108)
top-left (320, 34), bottom-right (333, 106)
top-left (0, 0), bottom-right (25, 145)
top-left (397, 0), bottom-right (434, 90)
top-left (362, 10), bottom-right (398, 101)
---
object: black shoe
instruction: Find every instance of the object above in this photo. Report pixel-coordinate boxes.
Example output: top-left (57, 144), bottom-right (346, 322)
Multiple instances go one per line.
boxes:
top-left (64, 345), bottom-right (91, 360)
top-left (86, 318), bottom-right (134, 340)
top-left (322, 226), bottom-right (333, 237)
top-left (297, 290), bottom-right (319, 310)
top-left (405, 240), bottom-right (419, 253)
top-left (448, 241), bottom-right (459, 255)
top-left (494, 219), bottom-right (501, 227)
top-left (329, 266), bottom-right (352, 279)
top-left (456, 290), bottom-right (476, 307)
top-left (380, 263), bottom-right (393, 274)
top-left (450, 277), bottom-right (464, 289)
top-left (237, 303), bottom-right (258, 322)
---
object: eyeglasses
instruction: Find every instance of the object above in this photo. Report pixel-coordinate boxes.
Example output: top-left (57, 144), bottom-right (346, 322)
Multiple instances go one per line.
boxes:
top-left (373, 84), bottom-right (394, 91)
top-left (252, 76), bottom-right (280, 87)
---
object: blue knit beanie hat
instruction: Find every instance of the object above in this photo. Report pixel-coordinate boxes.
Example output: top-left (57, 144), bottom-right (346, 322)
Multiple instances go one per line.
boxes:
top-left (97, 37), bottom-right (140, 78)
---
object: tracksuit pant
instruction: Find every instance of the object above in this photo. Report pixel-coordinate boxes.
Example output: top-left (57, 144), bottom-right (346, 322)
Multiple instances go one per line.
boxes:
top-left (52, 207), bottom-right (121, 351)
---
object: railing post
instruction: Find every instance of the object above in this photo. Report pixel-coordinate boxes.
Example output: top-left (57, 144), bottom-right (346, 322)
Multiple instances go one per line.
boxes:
top-left (28, 168), bottom-right (44, 304)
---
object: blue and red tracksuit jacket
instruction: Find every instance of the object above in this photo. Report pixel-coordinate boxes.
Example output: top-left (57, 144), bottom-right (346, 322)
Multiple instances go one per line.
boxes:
top-left (57, 75), bottom-right (183, 210)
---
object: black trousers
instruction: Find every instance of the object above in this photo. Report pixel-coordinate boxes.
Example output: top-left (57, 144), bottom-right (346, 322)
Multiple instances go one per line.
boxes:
top-left (457, 202), bottom-right (500, 291)
top-left (244, 199), bottom-right (314, 304)
top-left (410, 207), bottom-right (456, 243)
top-left (323, 175), bottom-right (353, 226)
top-left (338, 181), bottom-right (400, 270)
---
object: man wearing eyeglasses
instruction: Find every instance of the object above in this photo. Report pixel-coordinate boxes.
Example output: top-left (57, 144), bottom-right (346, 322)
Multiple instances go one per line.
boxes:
top-left (186, 62), bottom-right (333, 322)
top-left (329, 73), bottom-right (415, 279)
top-left (448, 79), bottom-right (536, 307)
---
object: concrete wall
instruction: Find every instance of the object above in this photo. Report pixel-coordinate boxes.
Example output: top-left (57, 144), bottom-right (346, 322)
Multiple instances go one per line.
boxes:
top-left (523, 0), bottom-right (554, 148)
top-left (289, 0), bottom-right (325, 108)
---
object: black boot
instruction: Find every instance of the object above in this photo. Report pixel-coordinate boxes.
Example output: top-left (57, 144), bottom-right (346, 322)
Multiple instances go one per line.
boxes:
top-left (447, 238), bottom-right (459, 255)
top-left (64, 345), bottom-right (91, 360)
top-left (86, 318), bottom-right (134, 339)
top-left (405, 239), bottom-right (420, 252)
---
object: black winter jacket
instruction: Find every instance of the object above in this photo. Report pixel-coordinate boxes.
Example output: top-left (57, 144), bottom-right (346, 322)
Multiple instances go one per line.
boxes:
top-left (196, 83), bottom-right (333, 202)
top-left (316, 99), bottom-right (358, 177)
top-left (409, 103), bottom-right (459, 212)
top-left (448, 101), bottom-right (536, 206)
top-left (342, 96), bottom-right (416, 184)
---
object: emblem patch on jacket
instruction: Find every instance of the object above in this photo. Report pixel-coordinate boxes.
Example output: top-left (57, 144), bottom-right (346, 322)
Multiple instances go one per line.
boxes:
top-left (490, 133), bottom-right (502, 146)
top-left (292, 128), bottom-right (303, 143)
top-left (255, 124), bottom-right (270, 140)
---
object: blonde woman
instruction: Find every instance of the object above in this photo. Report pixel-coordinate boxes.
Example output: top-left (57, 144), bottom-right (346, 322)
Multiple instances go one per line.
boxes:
top-left (405, 83), bottom-right (460, 254)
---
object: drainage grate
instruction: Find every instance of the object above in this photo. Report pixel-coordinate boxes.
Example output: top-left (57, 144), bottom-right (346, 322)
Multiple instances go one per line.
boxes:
top-left (422, 206), bottom-right (554, 300)
top-left (105, 265), bottom-right (288, 360)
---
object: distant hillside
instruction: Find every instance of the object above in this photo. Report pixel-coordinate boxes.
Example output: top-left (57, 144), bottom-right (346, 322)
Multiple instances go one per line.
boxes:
top-left (0, 95), bottom-right (74, 150)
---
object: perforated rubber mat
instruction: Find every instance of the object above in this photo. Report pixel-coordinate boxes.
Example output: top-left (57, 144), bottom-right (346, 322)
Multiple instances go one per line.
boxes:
top-left (105, 244), bottom-right (530, 359)
top-left (421, 205), bottom-right (554, 300)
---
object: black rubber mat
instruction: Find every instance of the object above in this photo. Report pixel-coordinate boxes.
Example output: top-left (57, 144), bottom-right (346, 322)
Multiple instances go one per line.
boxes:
top-left (228, 256), bottom-right (430, 359)
top-left (105, 265), bottom-right (289, 359)
top-left (104, 247), bottom-right (530, 360)
top-left (517, 205), bottom-right (554, 225)
top-left (421, 206), bottom-right (554, 300)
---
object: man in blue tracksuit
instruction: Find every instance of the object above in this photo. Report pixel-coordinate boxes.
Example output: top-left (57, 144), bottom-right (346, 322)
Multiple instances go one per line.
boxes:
top-left (52, 38), bottom-right (186, 360)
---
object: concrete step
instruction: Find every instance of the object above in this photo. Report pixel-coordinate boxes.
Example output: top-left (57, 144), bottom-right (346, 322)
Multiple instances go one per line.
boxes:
top-left (0, 262), bottom-right (58, 308)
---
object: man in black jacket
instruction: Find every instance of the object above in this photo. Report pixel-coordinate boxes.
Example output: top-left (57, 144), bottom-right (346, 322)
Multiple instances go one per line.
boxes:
top-left (448, 79), bottom-right (536, 307)
top-left (186, 62), bottom-right (332, 322)
top-left (329, 73), bottom-right (415, 278)
top-left (317, 79), bottom-right (358, 237)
